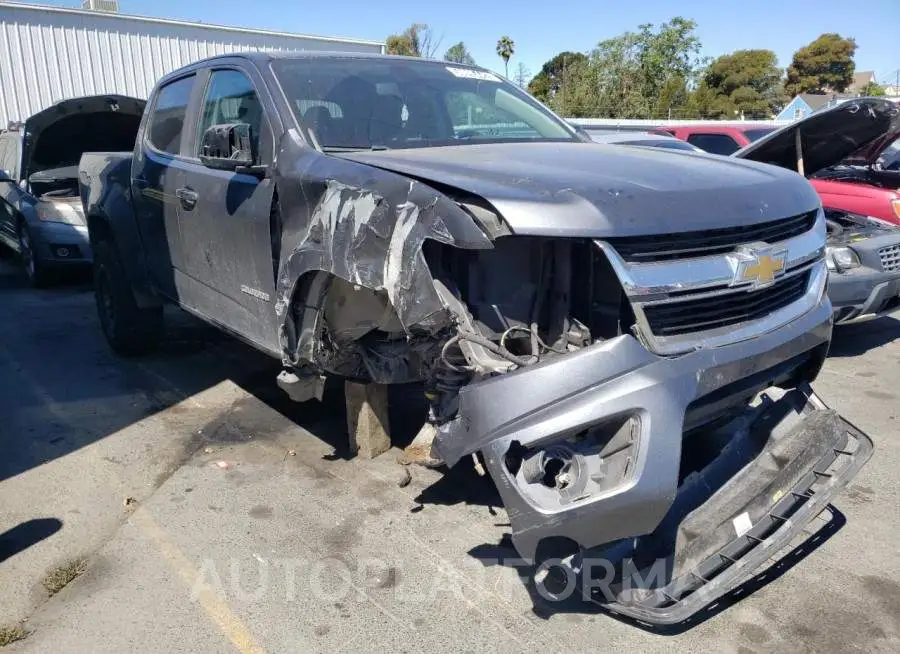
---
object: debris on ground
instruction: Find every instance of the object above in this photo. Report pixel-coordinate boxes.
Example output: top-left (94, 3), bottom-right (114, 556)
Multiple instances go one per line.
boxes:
top-left (213, 461), bottom-right (231, 469)
top-left (42, 559), bottom-right (87, 596)
top-left (397, 467), bottom-right (412, 488)
top-left (0, 623), bottom-right (29, 647)
top-left (123, 496), bottom-right (137, 507)
top-left (288, 449), bottom-right (296, 457)
top-left (203, 447), bottom-right (214, 454)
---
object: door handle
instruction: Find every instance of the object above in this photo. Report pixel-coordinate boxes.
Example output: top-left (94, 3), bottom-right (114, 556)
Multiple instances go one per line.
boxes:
top-left (175, 186), bottom-right (198, 210)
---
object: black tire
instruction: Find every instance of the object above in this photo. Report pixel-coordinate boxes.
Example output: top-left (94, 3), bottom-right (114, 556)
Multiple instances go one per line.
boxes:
top-left (17, 221), bottom-right (54, 287)
top-left (93, 239), bottom-right (163, 356)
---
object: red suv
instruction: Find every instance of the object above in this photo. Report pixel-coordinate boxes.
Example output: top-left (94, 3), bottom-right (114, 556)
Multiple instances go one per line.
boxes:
top-left (664, 119), bottom-right (900, 226)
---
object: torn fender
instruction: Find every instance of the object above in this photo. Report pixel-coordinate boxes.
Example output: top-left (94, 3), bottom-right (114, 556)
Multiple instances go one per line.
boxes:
top-left (270, 132), bottom-right (494, 366)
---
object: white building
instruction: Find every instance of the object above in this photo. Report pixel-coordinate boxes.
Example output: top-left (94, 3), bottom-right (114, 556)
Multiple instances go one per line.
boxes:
top-left (0, 1), bottom-right (384, 126)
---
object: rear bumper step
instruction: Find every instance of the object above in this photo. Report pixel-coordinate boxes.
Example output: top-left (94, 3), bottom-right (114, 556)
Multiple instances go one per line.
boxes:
top-left (592, 400), bottom-right (872, 625)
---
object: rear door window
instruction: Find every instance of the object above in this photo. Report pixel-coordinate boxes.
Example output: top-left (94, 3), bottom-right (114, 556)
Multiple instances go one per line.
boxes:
top-left (147, 75), bottom-right (195, 156)
top-left (686, 133), bottom-right (741, 155)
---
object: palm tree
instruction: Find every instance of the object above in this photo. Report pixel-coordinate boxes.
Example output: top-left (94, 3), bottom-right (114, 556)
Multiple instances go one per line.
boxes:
top-left (496, 36), bottom-right (515, 78)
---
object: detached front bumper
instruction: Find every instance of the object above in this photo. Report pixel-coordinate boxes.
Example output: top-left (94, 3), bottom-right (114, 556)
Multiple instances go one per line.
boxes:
top-left (31, 221), bottom-right (93, 264)
top-left (435, 295), bottom-right (873, 623)
top-left (596, 398), bottom-right (872, 624)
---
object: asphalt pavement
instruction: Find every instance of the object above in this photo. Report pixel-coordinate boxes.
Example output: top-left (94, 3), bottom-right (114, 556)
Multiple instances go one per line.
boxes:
top-left (1, 254), bottom-right (899, 653)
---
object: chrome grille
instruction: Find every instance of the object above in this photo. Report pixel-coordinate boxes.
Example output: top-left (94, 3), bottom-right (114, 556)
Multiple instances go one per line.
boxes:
top-left (642, 271), bottom-right (811, 336)
top-left (596, 208), bottom-right (827, 355)
top-left (605, 211), bottom-right (817, 263)
top-left (879, 244), bottom-right (900, 272)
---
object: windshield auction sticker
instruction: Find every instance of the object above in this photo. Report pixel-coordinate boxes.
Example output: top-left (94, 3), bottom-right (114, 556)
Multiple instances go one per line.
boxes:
top-left (445, 67), bottom-right (501, 82)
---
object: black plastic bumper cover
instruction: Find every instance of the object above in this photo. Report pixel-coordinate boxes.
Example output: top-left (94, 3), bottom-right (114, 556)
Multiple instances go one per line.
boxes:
top-left (594, 403), bottom-right (873, 626)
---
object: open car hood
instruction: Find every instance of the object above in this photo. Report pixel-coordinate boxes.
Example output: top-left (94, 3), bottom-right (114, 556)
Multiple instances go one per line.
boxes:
top-left (733, 97), bottom-right (900, 177)
top-left (22, 95), bottom-right (145, 180)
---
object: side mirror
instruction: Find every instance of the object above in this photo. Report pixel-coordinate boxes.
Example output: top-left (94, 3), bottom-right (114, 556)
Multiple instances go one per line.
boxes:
top-left (199, 123), bottom-right (256, 171)
top-left (572, 125), bottom-right (592, 142)
top-left (0, 169), bottom-right (12, 183)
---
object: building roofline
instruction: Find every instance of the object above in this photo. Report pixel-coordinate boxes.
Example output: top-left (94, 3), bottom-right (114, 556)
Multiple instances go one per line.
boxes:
top-left (0, 1), bottom-right (384, 48)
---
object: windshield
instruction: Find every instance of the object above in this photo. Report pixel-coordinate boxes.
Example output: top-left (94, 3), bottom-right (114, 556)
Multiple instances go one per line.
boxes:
top-left (879, 138), bottom-right (900, 171)
top-left (744, 128), bottom-right (775, 142)
top-left (271, 58), bottom-right (577, 150)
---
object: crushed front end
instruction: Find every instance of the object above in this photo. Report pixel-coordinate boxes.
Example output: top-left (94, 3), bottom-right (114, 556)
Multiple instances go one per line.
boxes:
top-left (419, 208), bottom-right (872, 621)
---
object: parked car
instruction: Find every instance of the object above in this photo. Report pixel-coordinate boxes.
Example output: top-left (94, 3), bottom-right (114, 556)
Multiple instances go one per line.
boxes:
top-left (656, 123), bottom-right (776, 155)
top-left (664, 112), bottom-right (900, 226)
top-left (592, 119), bottom-right (900, 323)
top-left (808, 137), bottom-right (900, 227)
top-left (79, 52), bottom-right (871, 624)
top-left (584, 129), bottom-right (706, 152)
top-left (0, 95), bottom-right (145, 286)
top-left (734, 97), bottom-right (900, 322)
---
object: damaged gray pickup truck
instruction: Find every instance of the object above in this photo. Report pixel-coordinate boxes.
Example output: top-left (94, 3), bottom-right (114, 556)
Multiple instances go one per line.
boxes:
top-left (79, 52), bottom-right (872, 624)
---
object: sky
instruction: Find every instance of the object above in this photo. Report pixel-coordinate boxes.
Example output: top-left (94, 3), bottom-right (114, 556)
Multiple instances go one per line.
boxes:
top-left (34, 0), bottom-right (900, 85)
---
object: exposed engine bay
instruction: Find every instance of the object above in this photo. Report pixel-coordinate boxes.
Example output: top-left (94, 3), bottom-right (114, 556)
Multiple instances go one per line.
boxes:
top-left (824, 207), bottom-right (897, 239)
top-left (291, 234), bottom-right (635, 431)
top-left (815, 165), bottom-right (900, 190)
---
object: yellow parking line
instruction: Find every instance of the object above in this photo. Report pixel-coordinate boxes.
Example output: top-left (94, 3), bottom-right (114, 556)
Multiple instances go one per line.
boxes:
top-left (130, 508), bottom-right (266, 654)
top-left (2, 343), bottom-right (265, 654)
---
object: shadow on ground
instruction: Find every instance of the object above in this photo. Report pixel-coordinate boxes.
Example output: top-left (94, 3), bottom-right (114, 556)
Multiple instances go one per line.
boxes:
top-left (829, 316), bottom-right (900, 357)
top-left (0, 519), bottom-right (63, 563)
top-left (468, 505), bottom-right (846, 635)
top-left (0, 257), bottom-right (271, 482)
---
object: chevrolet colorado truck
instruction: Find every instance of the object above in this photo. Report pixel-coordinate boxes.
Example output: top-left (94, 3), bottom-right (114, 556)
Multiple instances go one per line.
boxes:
top-left (78, 52), bottom-right (872, 624)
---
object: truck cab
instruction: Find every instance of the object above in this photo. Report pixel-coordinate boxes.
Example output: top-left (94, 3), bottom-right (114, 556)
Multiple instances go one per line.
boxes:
top-left (78, 52), bottom-right (872, 624)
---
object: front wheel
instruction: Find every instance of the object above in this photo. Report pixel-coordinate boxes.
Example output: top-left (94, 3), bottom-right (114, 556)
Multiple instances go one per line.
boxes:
top-left (17, 222), bottom-right (53, 287)
top-left (93, 240), bottom-right (163, 356)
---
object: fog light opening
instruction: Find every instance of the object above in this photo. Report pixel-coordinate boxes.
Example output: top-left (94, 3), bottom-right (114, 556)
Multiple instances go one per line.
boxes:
top-left (542, 457), bottom-right (571, 490)
top-left (520, 447), bottom-right (578, 491)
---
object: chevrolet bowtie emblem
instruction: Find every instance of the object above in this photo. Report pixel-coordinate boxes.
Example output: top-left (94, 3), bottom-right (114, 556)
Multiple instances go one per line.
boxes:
top-left (730, 246), bottom-right (788, 289)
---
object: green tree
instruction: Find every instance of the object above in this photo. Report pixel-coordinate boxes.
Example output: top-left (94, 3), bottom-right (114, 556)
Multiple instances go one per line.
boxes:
top-left (527, 51), bottom-right (588, 104)
top-left (785, 33), bottom-right (857, 95)
top-left (684, 81), bottom-right (724, 119)
top-left (548, 56), bottom-right (600, 117)
top-left (386, 23), bottom-right (442, 58)
top-left (654, 75), bottom-right (690, 119)
top-left (703, 49), bottom-right (785, 118)
top-left (576, 17), bottom-right (703, 118)
top-left (861, 81), bottom-right (886, 96)
top-left (634, 17), bottom-right (703, 104)
top-left (530, 17), bottom-right (704, 118)
top-left (496, 36), bottom-right (515, 77)
top-left (444, 41), bottom-right (475, 65)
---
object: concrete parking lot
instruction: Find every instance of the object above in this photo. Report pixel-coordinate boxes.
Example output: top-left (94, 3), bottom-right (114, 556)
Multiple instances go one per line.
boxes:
top-left (1, 254), bottom-right (899, 653)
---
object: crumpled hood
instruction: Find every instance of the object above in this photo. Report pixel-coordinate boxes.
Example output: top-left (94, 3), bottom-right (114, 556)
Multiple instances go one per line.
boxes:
top-left (338, 142), bottom-right (820, 237)
top-left (734, 97), bottom-right (900, 176)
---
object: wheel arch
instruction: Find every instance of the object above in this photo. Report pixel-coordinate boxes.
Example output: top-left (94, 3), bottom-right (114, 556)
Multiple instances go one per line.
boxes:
top-left (87, 210), bottom-right (162, 309)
